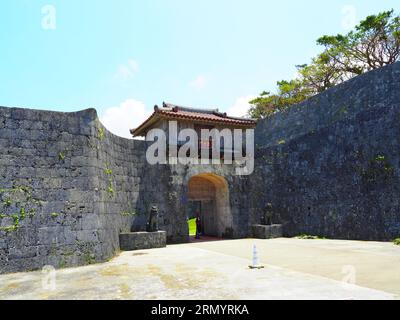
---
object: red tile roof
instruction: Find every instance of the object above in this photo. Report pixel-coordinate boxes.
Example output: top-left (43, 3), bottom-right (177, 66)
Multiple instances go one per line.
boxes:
top-left (131, 102), bottom-right (257, 137)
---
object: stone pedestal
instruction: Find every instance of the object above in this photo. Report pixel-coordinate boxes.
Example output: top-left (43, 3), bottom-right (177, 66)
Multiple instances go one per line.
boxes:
top-left (119, 231), bottom-right (167, 251)
top-left (251, 224), bottom-right (283, 239)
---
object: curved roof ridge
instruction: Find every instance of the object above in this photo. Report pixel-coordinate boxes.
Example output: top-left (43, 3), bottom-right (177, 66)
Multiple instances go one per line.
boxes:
top-left (163, 102), bottom-right (219, 114)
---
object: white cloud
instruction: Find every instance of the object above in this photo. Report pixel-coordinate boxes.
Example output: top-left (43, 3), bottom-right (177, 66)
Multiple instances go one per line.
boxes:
top-left (189, 75), bottom-right (207, 90)
top-left (114, 59), bottom-right (139, 80)
top-left (100, 99), bottom-right (150, 139)
top-left (226, 95), bottom-right (257, 118)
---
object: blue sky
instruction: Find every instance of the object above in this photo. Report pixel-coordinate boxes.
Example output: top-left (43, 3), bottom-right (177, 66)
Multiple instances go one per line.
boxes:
top-left (1, 1), bottom-right (399, 137)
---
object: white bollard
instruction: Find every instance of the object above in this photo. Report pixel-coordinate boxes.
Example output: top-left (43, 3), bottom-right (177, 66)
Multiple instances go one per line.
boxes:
top-left (249, 244), bottom-right (264, 269)
top-left (252, 244), bottom-right (259, 267)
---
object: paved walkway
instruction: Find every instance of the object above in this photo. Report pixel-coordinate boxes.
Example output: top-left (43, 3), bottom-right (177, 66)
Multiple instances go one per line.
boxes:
top-left (190, 238), bottom-right (400, 297)
top-left (0, 238), bottom-right (399, 300)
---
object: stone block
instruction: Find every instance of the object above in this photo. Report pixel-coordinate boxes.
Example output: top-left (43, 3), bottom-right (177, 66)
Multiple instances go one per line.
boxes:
top-left (252, 224), bottom-right (283, 239)
top-left (119, 231), bottom-right (167, 251)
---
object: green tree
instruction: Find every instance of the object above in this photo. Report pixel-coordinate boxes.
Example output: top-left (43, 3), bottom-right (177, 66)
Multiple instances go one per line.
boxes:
top-left (296, 53), bottom-right (347, 94)
top-left (248, 79), bottom-right (313, 119)
top-left (249, 10), bottom-right (400, 120)
top-left (317, 10), bottom-right (400, 75)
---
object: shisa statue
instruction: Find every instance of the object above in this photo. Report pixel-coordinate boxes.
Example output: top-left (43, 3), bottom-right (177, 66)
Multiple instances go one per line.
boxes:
top-left (147, 205), bottom-right (159, 232)
top-left (261, 203), bottom-right (273, 226)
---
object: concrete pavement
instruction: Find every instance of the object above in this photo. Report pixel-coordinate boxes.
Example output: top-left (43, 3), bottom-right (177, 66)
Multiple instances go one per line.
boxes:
top-left (189, 238), bottom-right (400, 297)
top-left (0, 238), bottom-right (399, 300)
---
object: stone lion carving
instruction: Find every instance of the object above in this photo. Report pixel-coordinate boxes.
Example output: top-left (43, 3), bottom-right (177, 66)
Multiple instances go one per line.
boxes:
top-left (146, 205), bottom-right (159, 232)
top-left (261, 203), bottom-right (273, 226)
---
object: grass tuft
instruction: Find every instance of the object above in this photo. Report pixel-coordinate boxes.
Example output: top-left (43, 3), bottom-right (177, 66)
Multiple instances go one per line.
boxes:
top-left (296, 234), bottom-right (326, 240)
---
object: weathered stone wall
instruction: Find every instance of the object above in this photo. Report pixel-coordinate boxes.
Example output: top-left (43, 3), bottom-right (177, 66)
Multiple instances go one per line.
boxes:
top-left (0, 106), bottom-right (251, 274)
top-left (251, 62), bottom-right (400, 240)
top-left (0, 107), bottom-right (152, 273)
top-left (1, 62), bottom-right (399, 274)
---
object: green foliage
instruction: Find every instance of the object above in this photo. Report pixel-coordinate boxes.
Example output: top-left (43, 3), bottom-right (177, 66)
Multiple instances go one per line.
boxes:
top-left (84, 253), bottom-right (96, 265)
top-left (0, 186), bottom-right (41, 233)
top-left (361, 154), bottom-right (394, 183)
top-left (121, 208), bottom-right (144, 217)
top-left (296, 234), bottom-right (327, 240)
top-left (58, 152), bottom-right (66, 161)
top-left (317, 10), bottom-right (400, 74)
top-left (97, 127), bottom-right (105, 140)
top-left (50, 212), bottom-right (60, 218)
top-left (0, 186), bottom-right (42, 232)
top-left (249, 10), bottom-right (400, 119)
top-left (0, 186), bottom-right (32, 194)
top-left (104, 164), bottom-right (116, 198)
top-left (249, 79), bottom-right (313, 119)
top-left (0, 213), bottom-right (20, 232)
top-left (3, 198), bottom-right (12, 207)
top-left (28, 208), bottom-right (37, 217)
top-left (107, 184), bottom-right (114, 195)
top-left (88, 141), bottom-right (99, 151)
top-left (58, 259), bottom-right (67, 269)
top-left (11, 214), bottom-right (20, 227)
top-left (76, 240), bottom-right (97, 265)
top-left (104, 168), bottom-right (113, 175)
top-left (121, 211), bottom-right (136, 217)
top-left (0, 225), bottom-right (18, 232)
top-left (374, 155), bottom-right (386, 162)
top-left (394, 238), bottom-right (400, 245)
top-left (19, 207), bottom-right (25, 220)
top-left (296, 54), bottom-right (346, 94)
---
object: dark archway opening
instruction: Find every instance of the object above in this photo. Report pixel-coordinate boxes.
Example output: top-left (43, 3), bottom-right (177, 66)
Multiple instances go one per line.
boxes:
top-left (187, 174), bottom-right (232, 242)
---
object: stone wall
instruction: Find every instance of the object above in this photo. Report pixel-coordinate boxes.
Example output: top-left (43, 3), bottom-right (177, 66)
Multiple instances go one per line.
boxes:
top-left (1, 62), bottom-right (399, 274)
top-left (0, 107), bottom-right (152, 273)
top-left (0, 106), bottom-right (251, 274)
top-left (250, 62), bottom-right (400, 240)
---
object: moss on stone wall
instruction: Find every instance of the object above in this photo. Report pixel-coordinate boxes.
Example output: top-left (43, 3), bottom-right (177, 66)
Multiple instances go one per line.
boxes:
top-left (0, 186), bottom-right (42, 232)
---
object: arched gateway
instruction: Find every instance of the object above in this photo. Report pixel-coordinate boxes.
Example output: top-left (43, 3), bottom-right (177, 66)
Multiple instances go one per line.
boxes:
top-left (187, 173), bottom-right (233, 238)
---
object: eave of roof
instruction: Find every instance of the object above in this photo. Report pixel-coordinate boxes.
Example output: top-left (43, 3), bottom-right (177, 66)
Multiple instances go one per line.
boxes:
top-left (130, 103), bottom-right (257, 137)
